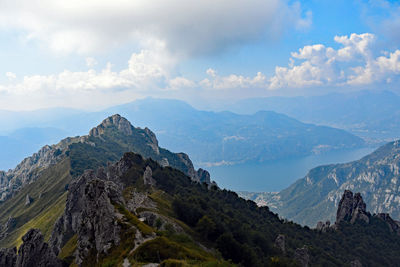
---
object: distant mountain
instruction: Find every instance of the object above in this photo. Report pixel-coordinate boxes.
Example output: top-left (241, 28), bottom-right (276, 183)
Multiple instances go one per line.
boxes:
top-left (107, 98), bottom-right (365, 166)
top-left (0, 98), bottom-right (366, 170)
top-left (242, 140), bottom-right (400, 227)
top-left (230, 90), bottom-right (400, 140)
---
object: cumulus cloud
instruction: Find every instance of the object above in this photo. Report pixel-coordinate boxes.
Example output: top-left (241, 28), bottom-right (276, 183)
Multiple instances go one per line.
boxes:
top-left (200, 69), bottom-right (267, 90)
top-left (269, 33), bottom-right (400, 89)
top-left (0, 45), bottom-right (175, 97)
top-left (0, 0), bottom-right (311, 56)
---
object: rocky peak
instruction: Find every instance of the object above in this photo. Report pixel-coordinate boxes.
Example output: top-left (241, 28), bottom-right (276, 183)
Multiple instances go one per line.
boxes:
top-left (0, 229), bottom-right (63, 267)
top-left (89, 114), bottom-right (133, 137)
top-left (336, 190), bottom-right (370, 224)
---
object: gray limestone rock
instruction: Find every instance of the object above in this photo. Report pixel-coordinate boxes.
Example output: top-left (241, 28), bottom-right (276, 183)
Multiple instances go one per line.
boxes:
top-left (316, 220), bottom-right (330, 232)
top-left (0, 247), bottom-right (16, 267)
top-left (274, 234), bottom-right (285, 254)
top-left (24, 195), bottom-right (32, 206)
top-left (16, 229), bottom-right (63, 267)
top-left (336, 190), bottom-right (370, 225)
top-left (143, 166), bottom-right (156, 186)
top-left (294, 246), bottom-right (310, 267)
top-left (50, 168), bottom-right (125, 265)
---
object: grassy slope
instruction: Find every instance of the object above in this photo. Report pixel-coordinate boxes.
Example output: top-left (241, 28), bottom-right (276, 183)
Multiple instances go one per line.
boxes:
top-left (0, 158), bottom-right (72, 248)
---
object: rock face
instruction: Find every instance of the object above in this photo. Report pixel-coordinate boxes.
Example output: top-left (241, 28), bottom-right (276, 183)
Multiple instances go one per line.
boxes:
top-left (0, 247), bottom-right (16, 267)
top-left (24, 195), bottom-right (32, 206)
top-left (294, 246), bottom-right (309, 267)
top-left (16, 229), bottom-right (63, 267)
top-left (316, 220), bottom-right (330, 232)
top-left (0, 229), bottom-right (63, 267)
top-left (274, 234), bottom-right (285, 254)
top-left (50, 167), bottom-right (125, 264)
top-left (143, 166), bottom-right (156, 186)
top-left (336, 190), bottom-right (370, 224)
top-left (50, 153), bottom-right (160, 266)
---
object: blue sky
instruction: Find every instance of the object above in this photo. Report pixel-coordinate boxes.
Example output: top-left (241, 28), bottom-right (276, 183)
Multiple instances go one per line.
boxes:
top-left (0, 0), bottom-right (399, 110)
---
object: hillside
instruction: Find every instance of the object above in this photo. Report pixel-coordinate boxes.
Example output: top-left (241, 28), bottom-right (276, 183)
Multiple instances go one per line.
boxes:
top-left (2, 152), bottom-right (400, 266)
top-left (245, 140), bottom-right (400, 226)
top-left (0, 115), bottom-right (209, 249)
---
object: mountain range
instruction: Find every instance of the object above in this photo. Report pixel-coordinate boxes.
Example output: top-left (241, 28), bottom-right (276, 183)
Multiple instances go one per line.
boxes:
top-left (0, 115), bottom-right (400, 266)
top-left (230, 90), bottom-right (400, 141)
top-left (0, 98), bottom-right (365, 170)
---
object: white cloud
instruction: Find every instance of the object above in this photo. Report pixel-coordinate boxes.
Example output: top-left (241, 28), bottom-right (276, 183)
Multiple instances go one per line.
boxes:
top-left (201, 69), bottom-right (267, 90)
top-left (85, 57), bottom-right (97, 68)
top-left (269, 33), bottom-right (400, 89)
top-left (0, 0), bottom-right (310, 56)
top-left (5, 72), bottom-right (16, 80)
top-left (0, 45), bottom-right (175, 98)
top-left (168, 77), bottom-right (196, 90)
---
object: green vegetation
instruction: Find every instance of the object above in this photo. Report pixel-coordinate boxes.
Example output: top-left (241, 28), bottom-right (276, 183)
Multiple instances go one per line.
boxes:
top-left (3, 193), bottom-right (67, 248)
top-left (58, 234), bottom-right (78, 263)
top-left (0, 158), bottom-right (72, 248)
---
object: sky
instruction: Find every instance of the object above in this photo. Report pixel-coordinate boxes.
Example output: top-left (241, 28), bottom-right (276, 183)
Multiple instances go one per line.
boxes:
top-left (0, 0), bottom-right (399, 110)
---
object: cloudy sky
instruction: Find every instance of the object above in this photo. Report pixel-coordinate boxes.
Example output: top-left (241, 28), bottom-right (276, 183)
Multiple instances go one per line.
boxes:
top-left (0, 0), bottom-right (399, 110)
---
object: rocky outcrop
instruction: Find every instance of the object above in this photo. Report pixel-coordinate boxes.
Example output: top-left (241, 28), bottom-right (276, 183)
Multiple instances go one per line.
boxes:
top-left (316, 220), bottom-right (331, 232)
top-left (294, 246), bottom-right (309, 267)
top-left (24, 195), bottom-right (32, 206)
top-left (336, 190), bottom-right (370, 224)
top-left (196, 168), bottom-right (211, 184)
top-left (0, 229), bottom-right (63, 267)
top-left (143, 166), bottom-right (156, 186)
top-left (0, 247), bottom-right (16, 267)
top-left (274, 234), bottom-right (285, 254)
top-left (16, 229), bottom-right (63, 267)
top-left (50, 167), bottom-right (125, 265)
top-left (50, 153), bottom-right (165, 266)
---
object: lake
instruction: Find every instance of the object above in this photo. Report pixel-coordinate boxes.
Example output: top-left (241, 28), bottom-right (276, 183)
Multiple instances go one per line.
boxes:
top-left (203, 147), bottom-right (376, 192)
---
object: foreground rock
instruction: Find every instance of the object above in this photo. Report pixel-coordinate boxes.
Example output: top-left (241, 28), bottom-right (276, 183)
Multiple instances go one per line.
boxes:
top-left (0, 229), bottom-right (63, 267)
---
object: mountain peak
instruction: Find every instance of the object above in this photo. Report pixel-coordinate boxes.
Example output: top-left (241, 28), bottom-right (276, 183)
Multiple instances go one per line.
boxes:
top-left (89, 114), bottom-right (133, 137)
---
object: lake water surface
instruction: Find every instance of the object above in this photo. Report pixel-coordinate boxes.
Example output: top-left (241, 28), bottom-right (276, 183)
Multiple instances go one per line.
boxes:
top-left (204, 147), bottom-right (376, 192)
